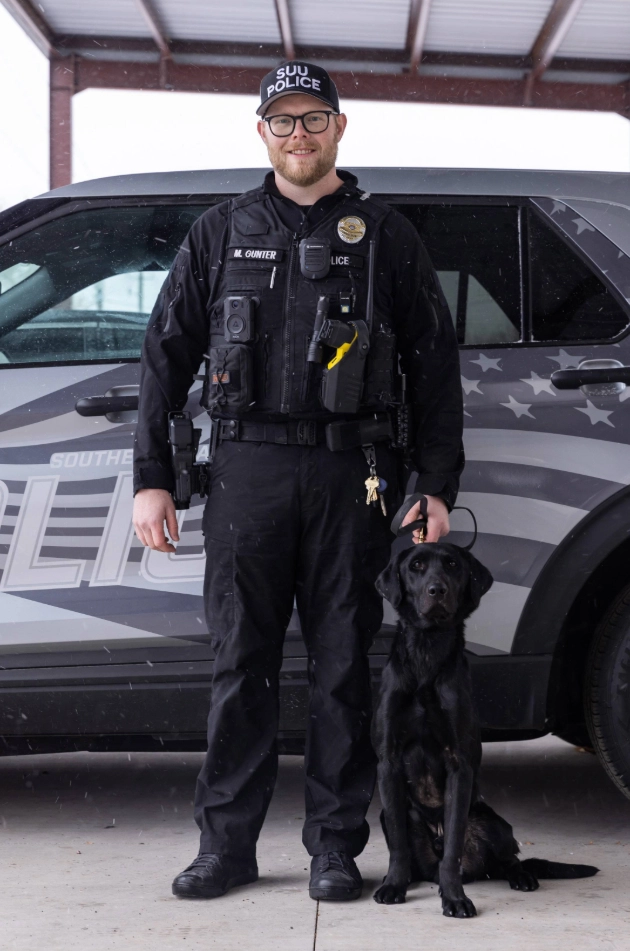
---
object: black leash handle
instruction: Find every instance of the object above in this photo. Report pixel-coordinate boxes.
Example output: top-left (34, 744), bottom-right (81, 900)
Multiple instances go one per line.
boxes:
top-left (390, 493), bottom-right (428, 538)
top-left (390, 493), bottom-right (478, 550)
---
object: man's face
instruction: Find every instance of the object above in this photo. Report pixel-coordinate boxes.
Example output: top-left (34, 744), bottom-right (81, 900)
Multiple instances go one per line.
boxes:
top-left (257, 93), bottom-right (347, 188)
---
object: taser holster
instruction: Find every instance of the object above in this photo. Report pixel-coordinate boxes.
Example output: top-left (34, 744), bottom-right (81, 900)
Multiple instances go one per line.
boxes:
top-left (319, 318), bottom-right (370, 414)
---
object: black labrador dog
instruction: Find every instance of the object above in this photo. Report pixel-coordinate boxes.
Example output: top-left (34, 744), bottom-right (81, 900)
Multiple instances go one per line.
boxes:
top-left (372, 542), bottom-right (598, 917)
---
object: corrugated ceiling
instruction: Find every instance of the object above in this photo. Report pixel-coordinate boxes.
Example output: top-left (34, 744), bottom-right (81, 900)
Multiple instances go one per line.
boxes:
top-left (153, 0), bottom-right (282, 44)
top-left (290, 0), bottom-right (410, 50)
top-left (425, 0), bottom-right (556, 56)
top-left (11, 0), bottom-right (630, 65)
top-left (561, 0), bottom-right (630, 60)
top-left (42, 0), bottom-right (150, 38)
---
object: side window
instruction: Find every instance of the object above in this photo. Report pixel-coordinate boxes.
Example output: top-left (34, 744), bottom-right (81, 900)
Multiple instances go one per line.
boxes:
top-left (0, 204), bottom-right (207, 366)
top-left (408, 204), bottom-right (522, 346)
top-left (529, 211), bottom-right (629, 343)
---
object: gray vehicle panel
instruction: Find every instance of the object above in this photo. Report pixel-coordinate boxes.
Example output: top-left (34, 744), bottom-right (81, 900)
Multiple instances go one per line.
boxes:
top-left (33, 167), bottom-right (630, 203)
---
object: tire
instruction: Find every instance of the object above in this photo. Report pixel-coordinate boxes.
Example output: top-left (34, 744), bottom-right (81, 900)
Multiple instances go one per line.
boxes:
top-left (585, 584), bottom-right (630, 799)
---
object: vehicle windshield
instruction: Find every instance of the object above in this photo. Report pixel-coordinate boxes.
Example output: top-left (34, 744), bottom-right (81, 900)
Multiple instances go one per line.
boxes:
top-left (0, 204), bottom-right (208, 365)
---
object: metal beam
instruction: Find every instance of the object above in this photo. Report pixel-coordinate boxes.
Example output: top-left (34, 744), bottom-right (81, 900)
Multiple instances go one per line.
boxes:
top-left (50, 54), bottom-right (74, 190)
top-left (0, 0), bottom-right (53, 57)
top-left (51, 35), bottom-right (630, 78)
top-left (134, 0), bottom-right (170, 57)
top-left (525, 0), bottom-right (586, 104)
top-left (274, 0), bottom-right (295, 61)
top-left (71, 57), bottom-right (630, 119)
top-left (408, 0), bottom-right (433, 74)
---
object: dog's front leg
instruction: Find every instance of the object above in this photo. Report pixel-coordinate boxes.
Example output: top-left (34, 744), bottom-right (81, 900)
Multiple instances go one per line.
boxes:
top-left (373, 759), bottom-right (411, 904)
top-left (439, 757), bottom-right (476, 918)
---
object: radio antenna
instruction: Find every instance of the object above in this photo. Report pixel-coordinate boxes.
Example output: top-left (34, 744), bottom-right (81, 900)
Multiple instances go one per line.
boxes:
top-left (365, 239), bottom-right (376, 333)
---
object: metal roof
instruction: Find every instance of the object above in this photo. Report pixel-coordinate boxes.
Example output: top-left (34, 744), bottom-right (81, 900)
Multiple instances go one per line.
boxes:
top-left (4, 0), bottom-right (630, 80)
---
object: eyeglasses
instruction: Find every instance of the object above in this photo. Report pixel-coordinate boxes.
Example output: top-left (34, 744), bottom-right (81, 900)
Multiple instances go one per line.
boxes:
top-left (263, 111), bottom-right (336, 137)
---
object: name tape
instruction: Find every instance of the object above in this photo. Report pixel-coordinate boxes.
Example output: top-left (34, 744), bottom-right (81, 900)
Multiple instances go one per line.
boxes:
top-left (228, 248), bottom-right (285, 262)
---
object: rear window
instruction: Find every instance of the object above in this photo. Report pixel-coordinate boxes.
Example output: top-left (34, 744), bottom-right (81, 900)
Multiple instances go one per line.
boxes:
top-left (402, 203), bottom-right (522, 346)
top-left (529, 211), bottom-right (630, 343)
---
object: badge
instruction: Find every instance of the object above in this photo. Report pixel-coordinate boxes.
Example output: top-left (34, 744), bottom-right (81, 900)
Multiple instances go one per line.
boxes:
top-left (337, 216), bottom-right (366, 244)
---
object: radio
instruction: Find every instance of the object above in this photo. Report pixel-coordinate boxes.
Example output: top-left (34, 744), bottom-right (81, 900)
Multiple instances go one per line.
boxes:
top-left (299, 238), bottom-right (330, 280)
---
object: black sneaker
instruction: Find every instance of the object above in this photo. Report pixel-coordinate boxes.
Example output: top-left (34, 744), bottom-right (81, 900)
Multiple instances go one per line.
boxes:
top-left (172, 852), bottom-right (258, 899)
top-left (309, 851), bottom-right (362, 901)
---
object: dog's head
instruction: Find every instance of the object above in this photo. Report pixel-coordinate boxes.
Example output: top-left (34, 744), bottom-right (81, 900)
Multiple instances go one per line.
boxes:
top-left (376, 543), bottom-right (493, 625)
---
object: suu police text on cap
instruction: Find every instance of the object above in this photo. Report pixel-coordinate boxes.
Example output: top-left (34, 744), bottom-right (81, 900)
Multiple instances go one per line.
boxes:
top-left (257, 62), bottom-right (340, 116)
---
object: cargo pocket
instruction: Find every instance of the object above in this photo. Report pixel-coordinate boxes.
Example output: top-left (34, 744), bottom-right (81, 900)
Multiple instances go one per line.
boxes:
top-left (203, 540), bottom-right (235, 651)
top-left (204, 345), bottom-right (254, 414)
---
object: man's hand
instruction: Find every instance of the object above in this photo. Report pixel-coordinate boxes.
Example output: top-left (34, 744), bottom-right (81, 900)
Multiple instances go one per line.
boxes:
top-left (133, 488), bottom-right (180, 553)
top-left (401, 494), bottom-right (450, 545)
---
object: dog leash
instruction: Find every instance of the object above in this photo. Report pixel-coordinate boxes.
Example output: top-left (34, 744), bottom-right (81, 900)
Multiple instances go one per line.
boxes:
top-left (390, 493), bottom-right (478, 551)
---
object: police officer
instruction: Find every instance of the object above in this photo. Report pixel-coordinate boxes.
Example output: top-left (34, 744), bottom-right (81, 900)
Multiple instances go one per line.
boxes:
top-left (133, 61), bottom-right (464, 902)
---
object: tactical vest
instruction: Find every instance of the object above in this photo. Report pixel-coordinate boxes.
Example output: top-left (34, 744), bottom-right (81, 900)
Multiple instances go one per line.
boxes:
top-left (202, 185), bottom-right (397, 419)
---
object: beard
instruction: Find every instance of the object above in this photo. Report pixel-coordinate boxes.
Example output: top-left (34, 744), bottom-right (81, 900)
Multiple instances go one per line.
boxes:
top-left (268, 135), bottom-right (339, 187)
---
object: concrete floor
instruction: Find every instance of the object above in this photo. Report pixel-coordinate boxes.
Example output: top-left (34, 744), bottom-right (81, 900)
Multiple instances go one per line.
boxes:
top-left (0, 735), bottom-right (629, 951)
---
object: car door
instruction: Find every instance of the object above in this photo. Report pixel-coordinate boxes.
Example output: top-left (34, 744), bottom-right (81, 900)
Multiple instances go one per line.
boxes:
top-left (409, 196), bottom-right (630, 659)
top-left (0, 200), bottom-right (215, 730)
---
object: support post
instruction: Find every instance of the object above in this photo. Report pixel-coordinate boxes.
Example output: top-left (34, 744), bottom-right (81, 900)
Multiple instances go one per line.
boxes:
top-left (49, 54), bottom-right (74, 190)
top-left (524, 0), bottom-right (585, 106)
top-left (408, 0), bottom-right (433, 74)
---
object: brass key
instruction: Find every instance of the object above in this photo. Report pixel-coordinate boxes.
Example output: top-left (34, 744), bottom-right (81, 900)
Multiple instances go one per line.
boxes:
top-left (365, 475), bottom-right (380, 505)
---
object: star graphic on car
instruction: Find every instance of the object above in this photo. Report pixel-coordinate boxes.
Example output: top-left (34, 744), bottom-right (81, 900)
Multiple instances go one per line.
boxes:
top-left (500, 395), bottom-right (535, 419)
top-left (461, 377), bottom-right (482, 395)
top-left (546, 349), bottom-right (586, 369)
top-left (550, 200), bottom-right (566, 215)
top-left (520, 372), bottom-right (555, 396)
top-left (575, 401), bottom-right (615, 427)
top-left (572, 218), bottom-right (595, 235)
top-left (470, 353), bottom-right (502, 373)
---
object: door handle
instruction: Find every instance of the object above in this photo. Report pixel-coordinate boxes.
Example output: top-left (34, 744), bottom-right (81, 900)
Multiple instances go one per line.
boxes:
top-left (75, 395), bottom-right (139, 416)
top-left (551, 367), bottom-right (630, 389)
top-left (75, 385), bottom-right (139, 422)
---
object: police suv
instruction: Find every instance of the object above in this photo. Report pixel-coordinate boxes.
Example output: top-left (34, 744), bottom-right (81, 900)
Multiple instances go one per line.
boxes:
top-left (1, 168), bottom-right (630, 799)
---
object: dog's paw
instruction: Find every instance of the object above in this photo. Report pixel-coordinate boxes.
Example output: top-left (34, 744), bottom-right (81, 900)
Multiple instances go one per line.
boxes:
top-left (442, 896), bottom-right (477, 918)
top-left (373, 882), bottom-right (407, 904)
top-left (508, 870), bottom-right (539, 892)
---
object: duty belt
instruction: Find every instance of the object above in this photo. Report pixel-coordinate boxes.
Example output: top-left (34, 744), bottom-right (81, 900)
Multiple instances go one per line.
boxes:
top-left (217, 419), bottom-right (326, 446)
top-left (215, 413), bottom-right (395, 451)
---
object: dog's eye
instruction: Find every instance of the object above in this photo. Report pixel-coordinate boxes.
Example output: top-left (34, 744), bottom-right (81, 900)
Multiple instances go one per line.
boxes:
top-left (411, 560), bottom-right (425, 572)
top-left (448, 559), bottom-right (457, 568)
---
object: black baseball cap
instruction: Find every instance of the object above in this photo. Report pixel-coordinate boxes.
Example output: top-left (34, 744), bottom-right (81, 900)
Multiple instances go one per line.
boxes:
top-left (257, 61), bottom-right (340, 116)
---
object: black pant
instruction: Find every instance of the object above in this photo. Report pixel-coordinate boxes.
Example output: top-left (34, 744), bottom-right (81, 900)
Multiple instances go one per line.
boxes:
top-left (193, 439), bottom-right (400, 858)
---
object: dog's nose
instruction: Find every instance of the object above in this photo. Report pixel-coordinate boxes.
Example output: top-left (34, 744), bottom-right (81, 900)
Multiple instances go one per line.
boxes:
top-left (427, 583), bottom-right (446, 599)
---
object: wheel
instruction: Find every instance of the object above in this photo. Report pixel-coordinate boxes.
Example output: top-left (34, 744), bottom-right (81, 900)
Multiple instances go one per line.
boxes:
top-left (585, 584), bottom-right (630, 799)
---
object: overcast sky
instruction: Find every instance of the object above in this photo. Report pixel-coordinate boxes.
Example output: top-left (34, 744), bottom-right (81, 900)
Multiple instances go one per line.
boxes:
top-left (1, 3), bottom-right (630, 211)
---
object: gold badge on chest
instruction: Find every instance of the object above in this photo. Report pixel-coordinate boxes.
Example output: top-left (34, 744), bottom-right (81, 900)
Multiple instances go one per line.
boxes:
top-left (337, 216), bottom-right (366, 244)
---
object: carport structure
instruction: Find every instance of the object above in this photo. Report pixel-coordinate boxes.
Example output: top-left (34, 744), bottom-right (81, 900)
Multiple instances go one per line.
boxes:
top-left (2, 0), bottom-right (630, 189)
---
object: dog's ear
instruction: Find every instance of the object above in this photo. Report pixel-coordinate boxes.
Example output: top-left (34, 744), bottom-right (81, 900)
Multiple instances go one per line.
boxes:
top-left (461, 550), bottom-right (493, 616)
top-left (375, 550), bottom-right (407, 609)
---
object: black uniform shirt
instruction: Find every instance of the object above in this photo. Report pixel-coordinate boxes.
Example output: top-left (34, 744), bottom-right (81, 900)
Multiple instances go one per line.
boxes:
top-left (134, 171), bottom-right (465, 510)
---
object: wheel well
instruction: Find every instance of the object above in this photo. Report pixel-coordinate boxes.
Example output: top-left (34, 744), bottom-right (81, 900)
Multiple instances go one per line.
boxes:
top-left (547, 535), bottom-right (630, 734)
